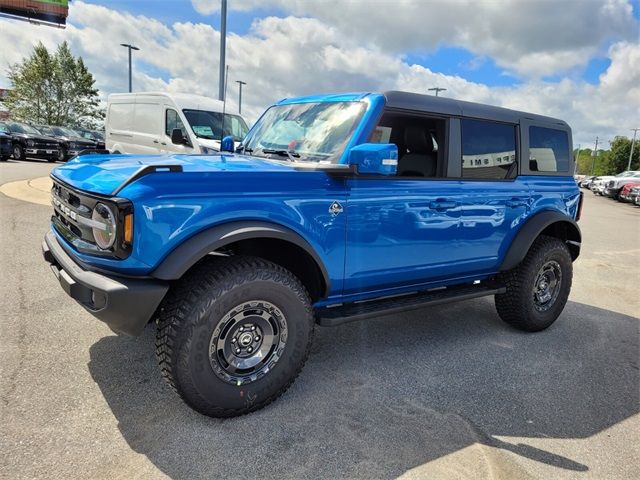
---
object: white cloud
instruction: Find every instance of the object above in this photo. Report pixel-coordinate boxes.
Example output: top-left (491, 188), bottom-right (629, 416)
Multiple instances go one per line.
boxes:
top-left (0, 1), bottom-right (638, 148)
top-left (228, 0), bottom-right (639, 78)
top-left (191, 0), bottom-right (218, 16)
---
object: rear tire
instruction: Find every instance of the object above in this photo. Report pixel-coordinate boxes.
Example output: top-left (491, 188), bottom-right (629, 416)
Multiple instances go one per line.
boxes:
top-left (155, 256), bottom-right (314, 417)
top-left (495, 235), bottom-right (572, 332)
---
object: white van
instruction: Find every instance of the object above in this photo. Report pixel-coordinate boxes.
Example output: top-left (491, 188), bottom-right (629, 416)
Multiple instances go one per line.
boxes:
top-left (105, 92), bottom-right (249, 154)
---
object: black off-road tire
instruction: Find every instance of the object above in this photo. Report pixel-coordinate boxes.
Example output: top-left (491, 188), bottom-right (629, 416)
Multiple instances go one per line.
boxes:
top-left (12, 144), bottom-right (25, 160)
top-left (155, 256), bottom-right (314, 418)
top-left (495, 235), bottom-right (572, 332)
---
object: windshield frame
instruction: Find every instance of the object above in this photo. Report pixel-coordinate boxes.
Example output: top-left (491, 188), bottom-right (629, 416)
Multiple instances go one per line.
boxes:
top-left (241, 100), bottom-right (367, 163)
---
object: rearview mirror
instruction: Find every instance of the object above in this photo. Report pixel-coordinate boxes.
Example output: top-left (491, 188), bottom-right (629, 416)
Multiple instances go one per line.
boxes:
top-left (171, 128), bottom-right (187, 145)
top-left (221, 135), bottom-right (235, 153)
top-left (348, 143), bottom-right (398, 175)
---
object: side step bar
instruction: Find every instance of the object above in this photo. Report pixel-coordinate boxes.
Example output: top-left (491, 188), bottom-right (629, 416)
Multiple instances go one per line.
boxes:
top-left (316, 283), bottom-right (506, 327)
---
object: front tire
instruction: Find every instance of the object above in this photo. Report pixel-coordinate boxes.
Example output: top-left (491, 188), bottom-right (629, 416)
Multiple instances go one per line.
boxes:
top-left (156, 256), bottom-right (314, 417)
top-left (495, 235), bottom-right (572, 332)
top-left (12, 144), bottom-right (25, 160)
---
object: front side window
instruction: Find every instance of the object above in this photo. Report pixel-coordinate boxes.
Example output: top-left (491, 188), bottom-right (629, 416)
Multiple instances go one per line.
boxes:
top-left (462, 119), bottom-right (517, 179)
top-left (242, 101), bottom-right (366, 163)
top-left (165, 108), bottom-right (186, 136)
top-left (0, 123), bottom-right (8, 134)
top-left (529, 126), bottom-right (570, 172)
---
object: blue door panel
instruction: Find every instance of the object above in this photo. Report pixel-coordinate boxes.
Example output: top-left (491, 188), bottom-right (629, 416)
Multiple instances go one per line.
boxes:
top-left (344, 177), bottom-right (531, 297)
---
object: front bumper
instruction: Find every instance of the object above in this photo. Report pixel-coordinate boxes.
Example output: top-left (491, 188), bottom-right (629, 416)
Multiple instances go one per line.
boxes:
top-left (26, 148), bottom-right (58, 158)
top-left (604, 186), bottom-right (621, 198)
top-left (42, 230), bottom-right (168, 336)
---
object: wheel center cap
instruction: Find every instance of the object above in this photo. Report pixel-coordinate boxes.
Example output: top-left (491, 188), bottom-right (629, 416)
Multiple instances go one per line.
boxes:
top-left (239, 332), bottom-right (253, 347)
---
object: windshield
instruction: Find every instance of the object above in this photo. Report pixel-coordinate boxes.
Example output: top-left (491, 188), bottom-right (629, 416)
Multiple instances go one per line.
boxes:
top-left (0, 123), bottom-right (8, 134)
top-left (36, 126), bottom-right (54, 135)
top-left (182, 109), bottom-right (249, 142)
top-left (52, 126), bottom-right (80, 137)
top-left (242, 101), bottom-right (366, 163)
top-left (10, 123), bottom-right (40, 135)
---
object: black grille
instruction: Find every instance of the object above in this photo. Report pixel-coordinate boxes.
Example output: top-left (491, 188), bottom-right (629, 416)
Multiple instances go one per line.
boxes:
top-left (50, 179), bottom-right (133, 259)
top-left (34, 141), bottom-right (58, 149)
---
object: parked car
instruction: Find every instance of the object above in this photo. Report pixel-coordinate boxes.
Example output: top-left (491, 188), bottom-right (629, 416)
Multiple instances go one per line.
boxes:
top-left (0, 121), bottom-right (60, 162)
top-left (33, 125), bottom-right (99, 161)
top-left (75, 128), bottom-right (106, 149)
top-left (579, 175), bottom-right (596, 188)
top-left (618, 182), bottom-right (640, 202)
top-left (635, 189), bottom-right (640, 206)
top-left (624, 185), bottom-right (640, 205)
top-left (105, 92), bottom-right (249, 155)
top-left (43, 90), bottom-right (582, 417)
top-left (603, 171), bottom-right (640, 199)
top-left (0, 128), bottom-right (12, 160)
top-left (590, 176), bottom-right (615, 195)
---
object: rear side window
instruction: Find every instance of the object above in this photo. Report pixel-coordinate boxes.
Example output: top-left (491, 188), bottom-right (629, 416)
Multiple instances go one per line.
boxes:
top-left (461, 119), bottom-right (517, 179)
top-left (529, 126), bottom-right (570, 172)
top-left (108, 103), bottom-right (134, 131)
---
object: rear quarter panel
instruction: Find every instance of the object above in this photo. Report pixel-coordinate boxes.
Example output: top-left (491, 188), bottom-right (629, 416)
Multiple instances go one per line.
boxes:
top-left (522, 175), bottom-right (581, 220)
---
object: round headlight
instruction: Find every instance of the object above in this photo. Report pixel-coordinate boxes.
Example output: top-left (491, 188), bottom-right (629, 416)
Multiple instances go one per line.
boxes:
top-left (92, 203), bottom-right (117, 249)
top-left (27, 139), bottom-right (35, 147)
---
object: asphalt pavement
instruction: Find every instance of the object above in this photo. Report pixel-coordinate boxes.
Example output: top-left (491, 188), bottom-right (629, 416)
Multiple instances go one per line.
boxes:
top-left (1, 159), bottom-right (638, 479)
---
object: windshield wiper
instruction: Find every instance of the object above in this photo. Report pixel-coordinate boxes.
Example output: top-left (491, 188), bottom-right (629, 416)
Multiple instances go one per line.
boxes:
top-left (261, 149), bottom-right (300, 161)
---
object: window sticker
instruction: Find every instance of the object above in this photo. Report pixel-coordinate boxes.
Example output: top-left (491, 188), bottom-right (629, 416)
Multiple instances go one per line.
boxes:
top-left (192, 125), bottom-right (214, 137)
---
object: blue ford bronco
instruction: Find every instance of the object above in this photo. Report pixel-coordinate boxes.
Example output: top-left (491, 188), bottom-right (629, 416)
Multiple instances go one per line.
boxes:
top-left (43, 91), bottom-right (583, 417)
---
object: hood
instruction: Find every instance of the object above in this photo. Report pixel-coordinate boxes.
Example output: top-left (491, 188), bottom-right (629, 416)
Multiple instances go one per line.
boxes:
top-left (196, 137), bottom-right (243, 151)
top-left (15, 132), bottom-right (59, 143)
top-left (59, 135), bottom-right (96, 145)
top-left (51, 153), bottom-right (300, 196)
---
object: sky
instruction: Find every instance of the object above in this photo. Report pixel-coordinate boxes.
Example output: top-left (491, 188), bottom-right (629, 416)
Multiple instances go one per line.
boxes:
top-left (0, 0), bottom-right (638, 148)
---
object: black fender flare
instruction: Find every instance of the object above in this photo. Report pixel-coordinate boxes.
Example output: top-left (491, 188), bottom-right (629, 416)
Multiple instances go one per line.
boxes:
top-left (151, 221), bottom-right (331, 294)
top-left (499, 211), bottom-right (581, 271)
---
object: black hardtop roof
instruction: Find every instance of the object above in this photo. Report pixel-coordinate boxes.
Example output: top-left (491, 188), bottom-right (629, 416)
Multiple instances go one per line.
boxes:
top-left (383, 90), bottom-right (569, 128)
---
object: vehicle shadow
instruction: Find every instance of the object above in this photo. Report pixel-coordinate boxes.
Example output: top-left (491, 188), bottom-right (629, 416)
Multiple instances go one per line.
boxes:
top-left (88, 299), bottom-right (638, 479)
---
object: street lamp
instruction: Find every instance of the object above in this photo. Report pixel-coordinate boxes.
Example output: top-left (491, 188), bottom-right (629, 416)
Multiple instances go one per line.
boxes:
top-left (219, 0), bottom-right (228, 101)
top-left (628, 128), bottom-right (639, 170)
top-left (236, 80), bottom-right (246, 115)
top-left (120, 43), bottom-right (139, 93)
top-left (428, 87), bottom-right (447, 97)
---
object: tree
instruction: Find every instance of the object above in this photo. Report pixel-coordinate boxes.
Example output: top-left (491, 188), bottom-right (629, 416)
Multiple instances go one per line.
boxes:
top-left (607, 136), bottom-right (640, 174)
top-left (5, 41), bottom-right (104, 129)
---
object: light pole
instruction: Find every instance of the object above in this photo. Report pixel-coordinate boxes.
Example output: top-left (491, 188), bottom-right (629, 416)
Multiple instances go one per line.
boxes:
top-left (627, 128), bottom-right (639, 170)
top-left (218, 0), bottom-right (228, 101)
top-left (120, 43), bottom-right (139, 93)
top-left (236, 80), bottom-right (246, 115)
top-left (428, 87), bottom-right (446, 97)
top-left (590, 136), bottom-right (599, 175)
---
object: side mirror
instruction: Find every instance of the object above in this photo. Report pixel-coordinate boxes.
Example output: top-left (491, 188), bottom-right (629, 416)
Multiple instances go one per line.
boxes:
top-left (348, 143), bottom-right (398, 176)
top-left (171, 128), bottom-right (187, 145)
top-left (221, 135), bottom-right (235, 153)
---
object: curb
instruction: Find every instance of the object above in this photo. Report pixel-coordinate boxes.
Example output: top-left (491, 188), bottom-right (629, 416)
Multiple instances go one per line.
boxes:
top-left (0, 177), bottom-right (52, 206)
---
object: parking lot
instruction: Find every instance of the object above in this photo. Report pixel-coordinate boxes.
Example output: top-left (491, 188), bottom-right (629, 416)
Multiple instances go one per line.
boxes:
top-left (1, 159), bottom-right (638, 479)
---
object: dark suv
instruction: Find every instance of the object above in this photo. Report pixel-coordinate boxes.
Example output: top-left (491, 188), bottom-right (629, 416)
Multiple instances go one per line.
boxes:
top-left (33, 125), bottom-right (99, 161)
top-left (0, 121), bottom-right (60, 162)
top-left (43, 91), bottom-right (582, 417)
